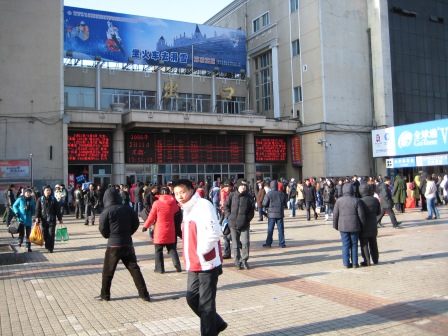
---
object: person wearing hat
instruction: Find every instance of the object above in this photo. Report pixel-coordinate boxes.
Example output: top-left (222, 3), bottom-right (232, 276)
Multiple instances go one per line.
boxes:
top-left (224, 178), bottom-right (255, 269)
top-left (13, 188), bottom-right (36, 252)
top-left (376, 176), bottom-right (402, 228)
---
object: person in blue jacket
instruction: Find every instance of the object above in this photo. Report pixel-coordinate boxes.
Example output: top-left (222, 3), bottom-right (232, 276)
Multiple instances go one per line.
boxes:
top-left (13, 188), bottom-right (36, 252)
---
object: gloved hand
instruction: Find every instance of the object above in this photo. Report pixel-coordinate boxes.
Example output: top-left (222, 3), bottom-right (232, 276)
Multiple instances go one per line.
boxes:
top-left (142, 227), bottom-right (148, 232)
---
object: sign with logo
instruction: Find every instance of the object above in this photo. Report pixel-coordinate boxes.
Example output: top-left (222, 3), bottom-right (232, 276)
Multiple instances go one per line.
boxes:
top-left (385, 157), bottom-right (416, 168)
top-left (372, 119), bottom-right (448, 157)
top-left (0, 160), bottom-right (30, 179)
top-left (64, 6), bottom-right (246, 74)
top-left (416, 154), bottom-right (448, 167)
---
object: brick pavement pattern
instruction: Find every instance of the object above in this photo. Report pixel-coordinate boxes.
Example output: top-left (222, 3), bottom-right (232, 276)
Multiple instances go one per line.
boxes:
top-left (1, 206), bottom-right (447, 335)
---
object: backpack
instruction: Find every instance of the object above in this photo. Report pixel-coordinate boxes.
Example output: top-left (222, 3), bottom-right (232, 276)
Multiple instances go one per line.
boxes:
top-left (289, 186), bottom-right (297, 198)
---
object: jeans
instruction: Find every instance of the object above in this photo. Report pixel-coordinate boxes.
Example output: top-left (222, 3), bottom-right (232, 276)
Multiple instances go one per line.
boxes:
top-left (213, 202), bottom-right (220, 219)
top-left (340, 231), bottom-right (359, 267)
top-left (265, 218), bottom-right (285, 247)
top-left (186, 267), bottom-right (226, 336)
top-left (426, 197), bottom-right (436, 219)
top-left (325, 204), bottom-right (333, 216)
top-left (258, 207), bottom-right (267, 220)
top-left (230, 227), bottom-right (250, 264)
top-left (154, 243), bottom-right (181, 273)
top-left (134, 201), bottom-right (142, 215)
top-left (289, 198), bottom-right (296, 216)
top-left (41, 219), bottom-right (56, 251)
top-left (101, 245), bottom-right (149, 300)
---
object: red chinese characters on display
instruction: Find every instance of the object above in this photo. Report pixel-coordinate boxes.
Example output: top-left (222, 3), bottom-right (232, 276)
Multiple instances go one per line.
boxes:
top-left (254, 137), bottom-right (287, 162)
top-left (125, 133), bottom-right (244, 164)
top-left (68, 132), bottom-right (112, 163)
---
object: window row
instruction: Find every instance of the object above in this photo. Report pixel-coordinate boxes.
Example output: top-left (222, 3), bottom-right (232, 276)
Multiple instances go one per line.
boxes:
top-left (64, 87), bottom-right (246, 114)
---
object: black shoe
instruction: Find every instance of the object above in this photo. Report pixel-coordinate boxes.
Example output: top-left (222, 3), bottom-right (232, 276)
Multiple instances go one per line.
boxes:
top-left (360, 261), bottom-right (370, 267)
top-left (262, 244), bottom-right (271, 248)
top-left (175, 265), bottom-right (182, 272)
top-left (95, 296), bottom-right (110, 302)
top-left (314, 213), bottom-right (318, 219)
top-left (353, 264), bottom-right (359, 268)
top-left (27, 248), bottom-right (32, 252)
top-left (223, 255), bottom-right (231, 259)
top-left (140, 296), bottom-right (151, 302)
top-left (241, 260), bottom-right (249, 270)
top-left (84, 222), bottom-right (89, 225)
top-left (154, 270), bottom-right (165, 274)
top-left (217, 322), bottom-right (228, 334)
top-left (49, 249), bottom-right (53, 253)
top-left (281, 245), bottom-right (287, 248)
top-left (344, 264), bottom-right (353, 269)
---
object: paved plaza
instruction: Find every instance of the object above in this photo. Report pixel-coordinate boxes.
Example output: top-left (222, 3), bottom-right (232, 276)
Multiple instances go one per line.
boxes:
top-left (1, 206), bottom-right (447, 335)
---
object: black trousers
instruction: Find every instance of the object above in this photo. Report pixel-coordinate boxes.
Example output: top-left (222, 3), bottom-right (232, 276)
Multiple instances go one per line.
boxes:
top-left (186, 267), bottom-right (226, 336)
top-left (154, 243), bottom-right (181, 273)
top-left (360, 237), bottom-right (379, 265)
top-left (305, 201), bottom-right (317, 220)
top-left (101, 245), bottom-right (149, 300)
top-left (41, 219), bottom-right (56, 251)
top-left (377, 207), bottom-right (399, 227)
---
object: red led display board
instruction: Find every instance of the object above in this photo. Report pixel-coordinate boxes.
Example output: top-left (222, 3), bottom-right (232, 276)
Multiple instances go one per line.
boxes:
top-left (254, 137), bottom-right (287, 163)
top-left (68, 131), bottom-right (113, 163)
top-left (125, 133), bottom-right (244, 164)
top-left (291, 136), bottom-right (302, 166)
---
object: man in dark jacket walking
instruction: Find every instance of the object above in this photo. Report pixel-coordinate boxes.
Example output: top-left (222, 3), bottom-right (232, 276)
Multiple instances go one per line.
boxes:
top-left (262, 180), bottom-right (288, 248)
top-left (97, 186), bottom-right (150, 302)
top-left (302, 179), bottom-right (318, 220)
top-left (36, 186), bottom-right (63, 253)
top-left (333, 183), bottom-right (365, 268)
top-left (359, 184), bottom-right (381, 266)
top-left (376, 176), bottom-right (402, 229)
top-left (224, 179), bottom-right (254, 270)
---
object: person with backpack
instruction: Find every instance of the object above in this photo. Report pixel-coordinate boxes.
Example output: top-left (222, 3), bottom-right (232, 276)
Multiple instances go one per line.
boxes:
top-left (12, 188), bottom-right (36, 252)
top-left (36, 185), bottom-right (63, 253)
top-left (322, 179), bottom-right (336, 221)
top-left (286, 178), bottom-right (298, 217)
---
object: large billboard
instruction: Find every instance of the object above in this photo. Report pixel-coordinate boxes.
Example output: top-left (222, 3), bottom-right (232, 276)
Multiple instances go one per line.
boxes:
top-left (372, 119), bottom-right (448, 158)
top-left (64, 6), bottom-right (246, 74)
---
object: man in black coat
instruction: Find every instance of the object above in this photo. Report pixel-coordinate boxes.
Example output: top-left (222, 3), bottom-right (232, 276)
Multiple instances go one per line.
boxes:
top-left (224, 178), bottom-right (254, 270)
top-left (359, 184), bottom-right (381, 266)
top-left (376, 176), bottom-right (402, 229)
top-left (97, 186), bottom-right (150, 302)
top-left (302, 179), bottom-right (318, 220)
top-left (36, 186), bottom-right (63, 253)
top-left (262, 180), bottom-right (288, 248)
top-left (333, 183), bottom-right (365, 268)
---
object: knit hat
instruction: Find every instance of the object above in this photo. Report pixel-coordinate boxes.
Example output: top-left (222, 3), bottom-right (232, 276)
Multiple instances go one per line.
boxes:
top-left (235, 178), bottom-right (248, 189)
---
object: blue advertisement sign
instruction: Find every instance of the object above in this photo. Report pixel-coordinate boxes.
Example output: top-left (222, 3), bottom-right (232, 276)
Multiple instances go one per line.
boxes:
top-left (64, 7), bottom-right (246, 74)
top-left (372, 119), bottom-right (448, 157)
top-left (386, 157), bottom-right (416, 168)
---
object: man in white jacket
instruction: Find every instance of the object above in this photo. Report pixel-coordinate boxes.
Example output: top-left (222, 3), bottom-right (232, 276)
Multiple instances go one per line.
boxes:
top-left (173, 179), bottom-right (227, 335)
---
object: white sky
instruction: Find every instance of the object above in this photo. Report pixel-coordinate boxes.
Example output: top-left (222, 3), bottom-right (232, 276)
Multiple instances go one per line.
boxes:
top-left (64, 0), bottom-right (235, 24)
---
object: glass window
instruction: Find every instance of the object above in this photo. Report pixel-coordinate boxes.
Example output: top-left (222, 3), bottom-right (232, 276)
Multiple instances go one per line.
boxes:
top-left (290, 0), bottom-right (299, 12)
top-left (186, 165), bottom-right (197, 173)
top-left (292, 39), bottom-right (300, 56)
top-left (262, 13), bottom-right (270, 27)
top-left (254, 52), bottom-right (272, 114)
top-left (92, 165), bottom-right (111, 174)
top-left (64, 86), bottom-right (95, 108)
top-left (229, 165), bottom-right (244, 173)
top-left (102, 89), bottom-right (156, 110)
top-left (172, 165), bottom-right (180, 173)
top-left (293, 86), bottom-right (302, 103)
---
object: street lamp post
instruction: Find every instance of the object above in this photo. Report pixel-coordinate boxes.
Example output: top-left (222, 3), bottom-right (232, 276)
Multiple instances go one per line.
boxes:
top-left (30, 153), bottom-right (33, 187)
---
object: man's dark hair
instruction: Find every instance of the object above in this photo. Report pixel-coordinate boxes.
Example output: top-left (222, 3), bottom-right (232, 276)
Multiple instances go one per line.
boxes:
top-left (173, 179), bottom-right (194, 190)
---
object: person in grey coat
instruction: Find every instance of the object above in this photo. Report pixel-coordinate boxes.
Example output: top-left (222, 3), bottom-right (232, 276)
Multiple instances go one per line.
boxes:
top-left (358, 184), bottom-right (381, 266)
top-left (262, 180), bottom-right (288, 248)
top-left (333, 183), bottom-right (365, 268)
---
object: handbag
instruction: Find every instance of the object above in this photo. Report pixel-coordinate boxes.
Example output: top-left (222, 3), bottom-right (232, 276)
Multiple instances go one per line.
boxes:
top-left (56, 223), bottom-right (69, 242)
top-left (138, 208), bottom-right (149, 221)
top-left (8, 218), bottom-right (24, 235)
top-left (29, 220), bottom-right (44, 246)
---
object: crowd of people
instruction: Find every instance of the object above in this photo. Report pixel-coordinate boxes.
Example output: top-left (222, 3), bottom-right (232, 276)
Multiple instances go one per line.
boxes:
top-left (2, 172), bottom-right (447, 335)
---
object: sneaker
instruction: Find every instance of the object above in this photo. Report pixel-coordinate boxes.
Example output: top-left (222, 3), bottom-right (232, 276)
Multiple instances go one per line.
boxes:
top-left (140, 296), bottom-right (151, 302)
top-left (217, 322), bottom-right (228, 334)
top-left (262, 244), bottom-right (271, 248)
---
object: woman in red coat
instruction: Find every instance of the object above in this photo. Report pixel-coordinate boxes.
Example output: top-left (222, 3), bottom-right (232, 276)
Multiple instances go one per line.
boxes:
top-left (142, 187), bottom-right (182, 273)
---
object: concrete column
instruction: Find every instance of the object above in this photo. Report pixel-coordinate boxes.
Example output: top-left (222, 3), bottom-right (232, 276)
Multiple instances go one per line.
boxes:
top-left (157, 70), bottom-right (162, 110)
top-left (112, 125), bottom-right (125, 185)
top-left (270, 43), bottom-right (281, 119)
top-left (212, 73), bottom-right (217, 113)
top-left (245, 132), bottom-right (255, 181)
top-left (62, 122), bottom-right (68, 185)
top-left (96, 64), bottom-right (101, 111)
